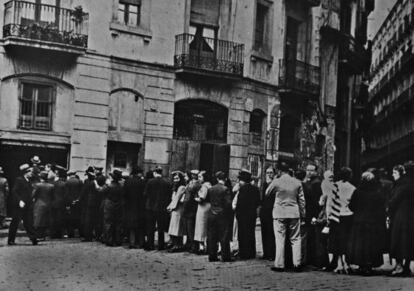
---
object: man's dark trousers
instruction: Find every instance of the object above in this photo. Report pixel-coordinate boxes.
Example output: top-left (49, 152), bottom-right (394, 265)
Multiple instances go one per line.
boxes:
top-left (8, 207), bottom-right (37, 243)
top-left (207, 213), bottom-right (231, 261)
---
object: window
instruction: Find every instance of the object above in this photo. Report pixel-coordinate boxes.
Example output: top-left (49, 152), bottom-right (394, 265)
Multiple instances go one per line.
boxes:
top-left (118, 0), bottom-right (141, 27)
top-left (255, 3), bottom-right (267, 48)
top-left (249, 109), bottom-right (265, 134)
top-left (19, 82), bottom-right (53, 131)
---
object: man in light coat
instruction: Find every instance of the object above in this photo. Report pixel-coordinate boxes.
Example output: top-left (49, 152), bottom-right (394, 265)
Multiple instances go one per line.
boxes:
top-left (266, 162), bottom-right (306, 272)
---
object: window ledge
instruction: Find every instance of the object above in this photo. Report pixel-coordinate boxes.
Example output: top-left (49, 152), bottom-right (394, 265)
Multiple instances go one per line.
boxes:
top-left (110, 22), bottom-right (152, 40)
top-left (250, 49), bottom-right (274, 63)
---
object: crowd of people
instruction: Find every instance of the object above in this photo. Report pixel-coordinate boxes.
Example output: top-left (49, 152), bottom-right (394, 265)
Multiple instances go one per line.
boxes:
top-left (1, 155), bottom-right (414, 277)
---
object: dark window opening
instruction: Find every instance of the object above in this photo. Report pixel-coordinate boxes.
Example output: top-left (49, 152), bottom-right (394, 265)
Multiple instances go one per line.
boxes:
top-left (254, 2), bottom-right (268, 49)
top-left (173, 100), bottom-right (228, 143)
top-left (19, 82), bottom-right (53, 131)
top-left (114, 151), bottom-right (128, 168)
top-left (279, 113), bottom-right (300, 152)
top-left (249, 109), bottom-right (265, 134)
top-left (118, 0), bottom-right (141, 27)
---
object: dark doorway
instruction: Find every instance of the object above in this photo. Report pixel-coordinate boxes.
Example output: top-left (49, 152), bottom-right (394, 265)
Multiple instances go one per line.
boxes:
top-left (199, 143), bottom-right (230, 176)
top-left (0, 142), bottom-right (69, 215)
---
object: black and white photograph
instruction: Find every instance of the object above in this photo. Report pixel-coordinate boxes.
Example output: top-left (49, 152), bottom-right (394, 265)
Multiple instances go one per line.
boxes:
top-left (0, 0), bottom-right (413, 290)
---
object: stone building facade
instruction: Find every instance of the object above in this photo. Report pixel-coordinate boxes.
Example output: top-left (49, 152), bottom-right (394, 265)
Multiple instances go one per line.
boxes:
top-left (364, 0), bottom-right (414, 169)
top-left (0, 0), bottom-right (366, 185)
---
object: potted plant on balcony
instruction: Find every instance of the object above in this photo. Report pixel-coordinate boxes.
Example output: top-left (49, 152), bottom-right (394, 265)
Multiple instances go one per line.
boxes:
top-left (71, 6), bottom-right (85, 23)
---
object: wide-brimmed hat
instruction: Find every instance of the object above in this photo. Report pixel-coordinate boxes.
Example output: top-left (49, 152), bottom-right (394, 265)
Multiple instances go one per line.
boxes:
top-left (154, 166), bottom-right (163, 175)
top-left (190, 169), bottom-right (200, 176)
top-left (30, 156), bottom-right (41, 164)
top-left (85, 166), bottom-right (96, 177)
top-left (39, 171), bottom-right (49, 181)
top-left (109, 169), bottom-right (123, 180)
top-left (238, 169), bottom-right (252, 183)
top-left (67, 170), bottom-right (77, 176)
top-left (19, 163), bottom-right (31, 173)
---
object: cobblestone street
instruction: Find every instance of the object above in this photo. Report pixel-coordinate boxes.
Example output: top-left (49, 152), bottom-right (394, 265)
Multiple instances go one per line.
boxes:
top-left (1, 232), bottom-right (413, 291)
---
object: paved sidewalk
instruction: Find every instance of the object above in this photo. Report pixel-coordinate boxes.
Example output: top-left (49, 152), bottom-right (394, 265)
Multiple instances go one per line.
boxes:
top-left (0, 226), bottom-right (413, 291)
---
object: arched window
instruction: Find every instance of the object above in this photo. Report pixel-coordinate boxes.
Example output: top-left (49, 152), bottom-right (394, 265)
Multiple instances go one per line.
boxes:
top-left (173, 99), bottom-right (228, 142)
top-left (249, 109), bottom-right (265, 134)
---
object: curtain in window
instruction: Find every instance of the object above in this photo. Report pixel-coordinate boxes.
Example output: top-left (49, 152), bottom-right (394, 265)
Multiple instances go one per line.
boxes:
top-left (190, 0), bottom-right (220, 27)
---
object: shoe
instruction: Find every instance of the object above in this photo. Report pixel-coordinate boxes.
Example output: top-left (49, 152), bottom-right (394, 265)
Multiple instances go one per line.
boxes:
top-left (129, 245), bottom-right (138, 249)
top-left (222, 258), bottom-right (234, 262)
top-left (31, 239), bottom-right (38, 246)
top-left (144, 246), bottom-right (155, 251)
top-left (209, 257), bottom-right (219, 262)
top-left (270, 267), bottom-right (285, 272)
top-left (293, 266), bottom-right (302, 273)
top-left (7, 241), bottom-right (16, 246)
top-left (81, 238), bottom-right (92, 242)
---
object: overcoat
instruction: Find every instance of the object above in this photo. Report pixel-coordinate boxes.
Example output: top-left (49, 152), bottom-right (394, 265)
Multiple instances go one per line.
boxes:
top-left (33, 182), bottom-right (54, 228)
top-left (347, 181), bottom-right (386, 267)
top-left (194, 182), bottom-right (212, 242)
top-left (389, 174), bottom-right (414, 261)
top-left (0, 177), bottom-right (9, 217)
top-left (124, 176), bottom-right (146, 229)
top-left (168, 185), bottom-right (186, 237)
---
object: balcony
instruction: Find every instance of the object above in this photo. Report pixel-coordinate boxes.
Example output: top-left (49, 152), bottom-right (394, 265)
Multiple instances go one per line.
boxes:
top-left (2, 0), bottom-right (88, 54)
top-left (339, 34), bottom-right (369, 74)
top-left (174, 33), bottom-right (244, 79)
top-left (278, 59), bottom-right (320, 96)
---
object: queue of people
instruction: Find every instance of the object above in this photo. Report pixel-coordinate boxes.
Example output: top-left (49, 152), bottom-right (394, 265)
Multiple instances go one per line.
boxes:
top-left (2, 155), bottom-right (414, 277)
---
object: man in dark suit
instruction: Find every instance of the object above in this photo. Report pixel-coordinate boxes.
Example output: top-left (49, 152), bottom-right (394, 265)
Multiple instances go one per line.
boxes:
top-left (144, 166), bottom-right (171, 250)
top-left (50, 167), bottom-right (67, 239)
top-left (64, 171), bottom-right (83, 238)
top-left (206, 171), bottom-right (232, 262)
top-left (8, 164), bottom-right (38, 245)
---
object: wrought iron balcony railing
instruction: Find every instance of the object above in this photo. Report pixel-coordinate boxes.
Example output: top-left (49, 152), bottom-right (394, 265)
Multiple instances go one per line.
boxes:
top-left (174, 33), bottom-right (244, 77)
top-left (2, 0), bottom-right (88, 49)
top-left (278, 59), bottom-right (320, 96)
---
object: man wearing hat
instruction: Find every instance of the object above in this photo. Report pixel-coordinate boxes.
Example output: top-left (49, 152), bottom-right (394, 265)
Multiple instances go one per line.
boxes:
top-left (205, 171), bottom-right (233, 262)
top-left (64, 171), bottom-right (83, 238)
top-left (80, 166), bottom-right (97, 241)
top-left (143, 166), bottom-right (171, 250)
top-left (50, 166), bottom-right (67, 239)
top-left (8, 164), bottom-right (38, 245)
top-left (0, 166), bottom-right (9, 228)
top-left (30, 156), bottom-right (42, 183)
top-left (102, 169), bottom-right (124, 246)
top-left (124, 165), bottom-right (146, 249)
top-left (182, 169), bottom-right (201, 253)
top-left (235, 169), bottom-right (260, 260)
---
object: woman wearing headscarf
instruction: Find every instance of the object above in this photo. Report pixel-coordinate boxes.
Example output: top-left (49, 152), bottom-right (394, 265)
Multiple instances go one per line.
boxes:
top-left (235, 169), bottom-right (260, 260)
top-left (167, 171), bottom-right (186, 252)
top-left (389, 162), bottom-right (414, 276)
top-left (347, 171), bottom-right (386, 275)
top-left (194, 171), bottom-right (212, 254)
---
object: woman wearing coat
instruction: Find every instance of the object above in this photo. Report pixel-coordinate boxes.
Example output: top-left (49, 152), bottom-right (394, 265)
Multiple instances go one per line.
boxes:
top-left (389, 162), bottom-right (414, 276)
top-left (194, 171), bottom-right (212, 254)
top-left (347, 171), bottom-right (386, 275)
top-left (33, 171), bottom-right (55, 239)
top-left (167, 171), bottom-right (186, 252)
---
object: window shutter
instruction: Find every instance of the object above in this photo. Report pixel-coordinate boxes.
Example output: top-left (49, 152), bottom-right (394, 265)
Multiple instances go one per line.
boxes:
top-left (190, 0), bottom-right (220, 27)
top-left (120, 0), bottom-right (141, 5)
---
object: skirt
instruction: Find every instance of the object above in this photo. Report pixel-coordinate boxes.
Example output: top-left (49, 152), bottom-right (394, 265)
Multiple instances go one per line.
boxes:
top-left (168, 204), bottom-right (184, 237)
top-left (328, 215), bottom-right (353, 255)
top-left (194, 202), bottom-right (211, 242)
